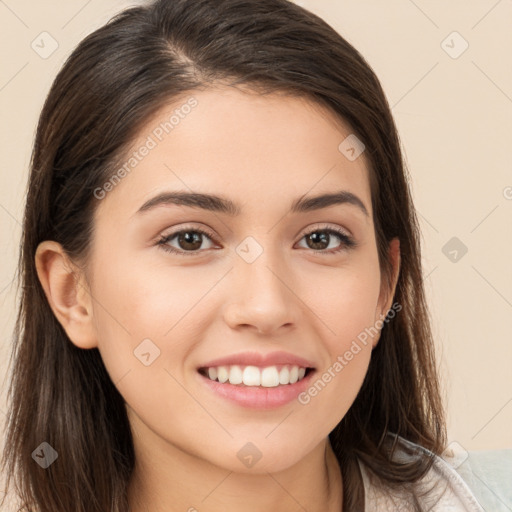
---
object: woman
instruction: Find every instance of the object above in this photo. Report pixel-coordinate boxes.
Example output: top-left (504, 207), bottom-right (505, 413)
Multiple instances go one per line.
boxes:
top-left (1, 0), bottom-right (484, 510)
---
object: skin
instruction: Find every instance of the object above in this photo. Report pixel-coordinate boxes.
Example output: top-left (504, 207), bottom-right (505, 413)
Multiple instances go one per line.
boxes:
top-left (36, 85), bottom-right (400, 512)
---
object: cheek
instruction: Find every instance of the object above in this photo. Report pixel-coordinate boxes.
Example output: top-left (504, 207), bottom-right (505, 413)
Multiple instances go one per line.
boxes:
top-left (298, 256), bottom-right (381, 412)
top-left (308, 256), bottom-right (382, 346)
top-left (88, 249), bottom-right (221, 388)
top-left (88, 258), bottom-right (200, 429)
top-left (90, 247), bottom-right (199, 340)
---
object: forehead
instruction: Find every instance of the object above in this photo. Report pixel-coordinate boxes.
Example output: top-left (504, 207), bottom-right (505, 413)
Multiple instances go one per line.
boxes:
top-left (94, 85), bottom-right (372, 222)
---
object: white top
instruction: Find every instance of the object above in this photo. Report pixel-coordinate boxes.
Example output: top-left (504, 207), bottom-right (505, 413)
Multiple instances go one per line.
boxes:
top-left (358, 437), bottom-right (485, 511)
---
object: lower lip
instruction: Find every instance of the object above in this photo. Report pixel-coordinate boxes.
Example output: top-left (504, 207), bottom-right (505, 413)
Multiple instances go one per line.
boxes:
top-left (197, 369), bottom-right (316, 409)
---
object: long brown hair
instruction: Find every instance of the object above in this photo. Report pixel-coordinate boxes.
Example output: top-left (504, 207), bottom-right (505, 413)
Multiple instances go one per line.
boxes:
top-left (1, 1), bottom-right (446, 510)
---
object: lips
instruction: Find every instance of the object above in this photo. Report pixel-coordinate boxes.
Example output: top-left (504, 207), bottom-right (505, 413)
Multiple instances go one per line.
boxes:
top-left (195, 350), bottom-right (317, 408)
top-left (197, 366), bottom-right (317, 409)
top-left (197, 350), bottom-right (316, 370)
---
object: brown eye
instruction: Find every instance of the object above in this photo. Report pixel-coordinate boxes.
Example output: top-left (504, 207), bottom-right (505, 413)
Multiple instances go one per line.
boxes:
top-left (157, 228), bottom-right (217, 255)
top-left (174, 231), bottom-right (204, 251)
top-left (157, 225), bottom-right (356, 257)
top-left (297, 227), bottom-right (356, 253)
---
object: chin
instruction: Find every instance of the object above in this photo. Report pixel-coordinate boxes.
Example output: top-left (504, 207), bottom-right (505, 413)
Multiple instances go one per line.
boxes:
top-left (207, 440), bottom-right (314, 475)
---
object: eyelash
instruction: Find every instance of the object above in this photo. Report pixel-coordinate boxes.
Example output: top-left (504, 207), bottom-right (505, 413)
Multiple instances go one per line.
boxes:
top-left (156, 224), bottom-right (356, 257)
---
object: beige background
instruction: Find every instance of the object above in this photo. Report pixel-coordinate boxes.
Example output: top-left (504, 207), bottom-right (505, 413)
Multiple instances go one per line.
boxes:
top-left (1, 1), bottom-right (511, 501)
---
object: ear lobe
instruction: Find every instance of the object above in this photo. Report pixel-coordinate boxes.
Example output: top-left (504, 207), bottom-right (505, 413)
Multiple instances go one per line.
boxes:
top-left (35, 240), bottom-right (98, 349)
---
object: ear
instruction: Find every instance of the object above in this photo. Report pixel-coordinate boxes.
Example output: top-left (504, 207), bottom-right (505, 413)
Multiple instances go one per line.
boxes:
top-left (372, 237), bottom-right (401, 348)
top-left (35, 240), bottom-right (98, 349)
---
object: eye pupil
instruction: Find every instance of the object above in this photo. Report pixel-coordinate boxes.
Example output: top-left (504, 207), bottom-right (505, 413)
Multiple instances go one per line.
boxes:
top-left (178, 231), bottom-right (203, 250)
top-left (307, 231), bottom-right (329, 250)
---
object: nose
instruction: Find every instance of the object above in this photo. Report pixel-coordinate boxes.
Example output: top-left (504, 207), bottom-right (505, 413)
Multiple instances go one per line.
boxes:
top-left (222, 245), bottom-right (300, 335)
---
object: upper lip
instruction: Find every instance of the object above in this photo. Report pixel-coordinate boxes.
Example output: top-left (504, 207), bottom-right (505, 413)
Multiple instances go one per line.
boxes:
top-left (198, 351), bottom-right (316, 369)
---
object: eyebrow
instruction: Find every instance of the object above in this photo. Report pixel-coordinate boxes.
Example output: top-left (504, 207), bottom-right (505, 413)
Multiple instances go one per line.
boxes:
top-left (136, 190), bottom-right (369, 217)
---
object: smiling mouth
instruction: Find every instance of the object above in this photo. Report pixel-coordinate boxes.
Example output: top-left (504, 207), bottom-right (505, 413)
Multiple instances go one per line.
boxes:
top-left (198, 365), bottom-right (315, 387)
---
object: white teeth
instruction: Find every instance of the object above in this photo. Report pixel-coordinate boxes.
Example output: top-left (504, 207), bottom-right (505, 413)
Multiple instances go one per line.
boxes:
top-left (278, 366), bottom-right (290, 385)
top-left (261, 367), bottom-right (279, 387)
top-left (228, 365), bottom-right (243, 385)
top-left (243, 366), bottom-right (261, 386)
top-left (217, 366), bottom-right (229, 383)
top-left (203, 364), bottom-right (309, 386)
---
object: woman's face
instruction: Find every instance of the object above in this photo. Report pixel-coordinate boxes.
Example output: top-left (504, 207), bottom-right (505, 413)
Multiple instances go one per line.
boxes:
top-left (74, 86), bottom-right (397, 474)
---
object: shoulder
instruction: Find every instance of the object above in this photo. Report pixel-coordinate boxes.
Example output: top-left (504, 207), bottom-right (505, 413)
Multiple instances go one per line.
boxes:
top-left (357, 436), bottom-right (485, 512)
